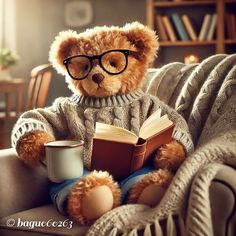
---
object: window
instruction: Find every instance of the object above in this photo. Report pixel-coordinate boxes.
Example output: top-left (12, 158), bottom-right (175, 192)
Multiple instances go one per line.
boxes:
top-left (0, 0), bottom-right (3, 48)
top-left (0, 0), bottom-right (16, 50)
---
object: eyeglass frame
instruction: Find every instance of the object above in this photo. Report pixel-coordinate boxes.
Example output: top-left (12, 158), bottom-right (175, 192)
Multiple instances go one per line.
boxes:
top-left (63, 49), bottom-right (138, 80)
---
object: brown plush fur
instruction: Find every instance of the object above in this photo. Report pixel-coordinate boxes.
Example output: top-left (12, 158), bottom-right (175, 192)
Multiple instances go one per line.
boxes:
top-left (128, 169), bottom-right (173, 204)
top-left (67, 171), bottom-right (121, 225)
top-left (154, 140), bottom-right (186, 172)
top-left (16, 131), bottom-right (54, 166)
top-left (49, 22), bottom-right (159, 98)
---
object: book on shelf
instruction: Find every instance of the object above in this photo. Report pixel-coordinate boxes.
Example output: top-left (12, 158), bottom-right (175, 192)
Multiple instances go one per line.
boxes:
top-left (155, 14), bottom-right (168, 41)
top-left (204, 14), bottom-right (213, 40)
top-left (162, 16), bottom-right (177, 42)
top-left (206, 14), bottom-right (217, 40)
top-left (230, 13), bottom-right (236, 39)
top-left (198, 14), bottom-right (212, 41)
top-left (181, 14), bottom-right (197, 41)
top-left (171, 13), bottom-right (190, 41)
top-left (226, 13), bottom-right (236, 39)
top-left (91, 109), bottom-right (175, 180)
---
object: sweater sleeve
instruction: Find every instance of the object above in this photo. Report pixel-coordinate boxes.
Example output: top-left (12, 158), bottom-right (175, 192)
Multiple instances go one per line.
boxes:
top-left (11, 97), bottom-right (69, 148)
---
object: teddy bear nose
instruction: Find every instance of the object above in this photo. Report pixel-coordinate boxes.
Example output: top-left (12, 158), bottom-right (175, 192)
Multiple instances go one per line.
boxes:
top-left (92, 73), bottom-right (104, 84)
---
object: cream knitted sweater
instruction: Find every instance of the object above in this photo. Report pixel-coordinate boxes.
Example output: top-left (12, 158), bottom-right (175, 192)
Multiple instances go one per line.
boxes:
top-left (12, 90), bottom-right (193, 169)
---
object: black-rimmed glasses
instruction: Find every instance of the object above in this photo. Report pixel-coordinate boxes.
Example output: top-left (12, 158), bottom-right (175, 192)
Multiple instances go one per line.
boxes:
top-left (63, 49), bottom-right (136, 80)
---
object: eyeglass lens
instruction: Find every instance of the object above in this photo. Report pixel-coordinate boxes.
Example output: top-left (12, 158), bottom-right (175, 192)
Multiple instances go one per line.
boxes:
top-left (66, 50), bottom-right (127, 80)
top-left (67, 56), bottom-right (91, 80)
top-left (101, 51), bottom-right (126, 74)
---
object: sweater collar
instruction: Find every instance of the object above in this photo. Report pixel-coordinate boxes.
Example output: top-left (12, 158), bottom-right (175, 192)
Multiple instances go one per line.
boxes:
top-left (70, 89), bottom-right (145, 108)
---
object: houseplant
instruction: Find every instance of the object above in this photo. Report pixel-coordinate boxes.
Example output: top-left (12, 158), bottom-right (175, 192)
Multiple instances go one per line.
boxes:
top-left (0, 48), bottom-right (19, 79)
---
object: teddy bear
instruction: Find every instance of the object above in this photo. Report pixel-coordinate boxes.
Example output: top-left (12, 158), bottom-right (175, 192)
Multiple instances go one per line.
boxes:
top-left (11, 22), bottom-right (193, 225)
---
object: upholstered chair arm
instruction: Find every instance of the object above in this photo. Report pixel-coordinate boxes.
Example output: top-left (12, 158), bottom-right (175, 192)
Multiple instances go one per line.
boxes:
top-left (210, 165), bottom-right (236, 236)
top-left (0, 148), bottom-right (51, 218)
top-left (187, 164), bottom-right (236, 236)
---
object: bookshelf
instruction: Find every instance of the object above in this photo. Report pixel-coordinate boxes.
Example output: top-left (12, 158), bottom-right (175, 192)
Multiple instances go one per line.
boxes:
top-left (146, 0), bottom-right (236, 65)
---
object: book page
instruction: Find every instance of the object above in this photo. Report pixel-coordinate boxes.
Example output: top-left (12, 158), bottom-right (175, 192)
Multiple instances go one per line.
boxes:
top-left (140, 109), bottom-right (162, 130)
top-left (139, 114), bottom-right (173, 140)
top-left (94, 122), bottom-right (138, 144)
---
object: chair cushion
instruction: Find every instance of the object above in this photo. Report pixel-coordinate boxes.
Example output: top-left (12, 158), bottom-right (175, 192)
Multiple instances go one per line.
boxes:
top-left (210, 165), bottom-right (236, 236)
top-left (0, 204), bottom-right (89, 236)
top-left (0, 148), bottom-right (51, 218)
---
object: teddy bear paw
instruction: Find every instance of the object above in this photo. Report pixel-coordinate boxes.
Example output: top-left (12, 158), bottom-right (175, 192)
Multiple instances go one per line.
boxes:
top-left (154, 140), bottom-right (186, 172)
top-left (67, 171), bottom-right (121, 225)
top-left (128, 169), bottom-right (173, 207)
top-left (16, 131), bottom-right (54, 166)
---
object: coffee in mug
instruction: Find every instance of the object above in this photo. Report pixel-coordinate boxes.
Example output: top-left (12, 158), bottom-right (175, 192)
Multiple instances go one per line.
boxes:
top-left (44, 140), bottom-right (84, 183)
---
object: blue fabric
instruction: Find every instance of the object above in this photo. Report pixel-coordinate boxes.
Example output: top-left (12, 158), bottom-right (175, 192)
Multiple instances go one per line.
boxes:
top-left (50, 179), bottom-right (79, 203)
top-left (50, 169), bottom-right (90, 212)
top-left (50, 180), bottom-right (77, 214)
top-left (50, 166), bottom-right (154, 213)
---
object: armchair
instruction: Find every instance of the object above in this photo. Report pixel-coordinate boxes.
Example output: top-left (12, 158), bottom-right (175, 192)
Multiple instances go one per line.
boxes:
top-left (0, 54), bottom-right (236, 236)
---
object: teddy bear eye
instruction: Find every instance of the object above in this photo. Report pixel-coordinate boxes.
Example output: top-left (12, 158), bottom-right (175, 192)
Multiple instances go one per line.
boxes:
top-left (109, 61), bottom-right (117, 67)
top-left (84, 64), bottom-right (89, 71)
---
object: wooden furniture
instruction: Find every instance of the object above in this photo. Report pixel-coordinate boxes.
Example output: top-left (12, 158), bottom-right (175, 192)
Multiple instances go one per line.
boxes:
top-left (146, 0), bottom-right (236, 64)
top-left (0, 79), bottom-right (25, 119)
top-left (0, 63), bottom-right (53, 119)
top-left (25, 64), bottom-right (53, 111)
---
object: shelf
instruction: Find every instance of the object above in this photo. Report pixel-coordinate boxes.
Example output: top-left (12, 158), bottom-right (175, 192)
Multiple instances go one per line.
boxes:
top-left (147, 0), bottom-right (236, 63)
top-left (225, 39), bottom-right (236, 44)
top-left (154, 1), bottom-right (216, 7)
top-left (159, 40), bottom-right (217, 46)
top-left (225, 0), bottom-right (236, 3)
top-left (158, 40), bottom-right (236, 46)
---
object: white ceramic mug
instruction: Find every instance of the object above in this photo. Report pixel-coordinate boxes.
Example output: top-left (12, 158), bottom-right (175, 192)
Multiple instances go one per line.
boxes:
top-left (44, 140), bottom-right (84, 183)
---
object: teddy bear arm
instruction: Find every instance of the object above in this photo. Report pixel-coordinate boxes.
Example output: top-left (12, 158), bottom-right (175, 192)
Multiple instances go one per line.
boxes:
top-left (16, 130), bottom-right (55, 167)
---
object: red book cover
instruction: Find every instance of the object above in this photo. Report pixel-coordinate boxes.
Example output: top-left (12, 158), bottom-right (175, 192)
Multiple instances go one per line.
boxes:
top-left (90, 110), bottom-right (174, 180)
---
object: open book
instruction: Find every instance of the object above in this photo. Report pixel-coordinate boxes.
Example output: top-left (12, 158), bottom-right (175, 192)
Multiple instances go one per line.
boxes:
top-left (91, 109), bottom-right (175, 180)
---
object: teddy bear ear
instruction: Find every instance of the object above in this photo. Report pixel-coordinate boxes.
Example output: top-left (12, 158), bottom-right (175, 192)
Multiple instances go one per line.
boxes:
top-left (122, 22), bottom-right (159, 63)
top-left (49, 30), bottom-right (79, 75)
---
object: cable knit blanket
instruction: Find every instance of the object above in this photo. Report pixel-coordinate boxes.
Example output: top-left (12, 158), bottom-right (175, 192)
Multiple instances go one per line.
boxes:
top-left (87, 54), bottom-right (236, 236)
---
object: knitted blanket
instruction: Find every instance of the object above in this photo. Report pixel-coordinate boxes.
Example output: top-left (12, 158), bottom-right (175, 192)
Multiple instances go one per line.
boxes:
top-left (87, 54), bottom-right (236, 236)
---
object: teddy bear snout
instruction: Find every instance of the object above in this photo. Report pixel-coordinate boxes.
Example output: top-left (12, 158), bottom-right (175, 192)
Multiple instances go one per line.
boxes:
top-left (92, 73), bottom-right (105, 84)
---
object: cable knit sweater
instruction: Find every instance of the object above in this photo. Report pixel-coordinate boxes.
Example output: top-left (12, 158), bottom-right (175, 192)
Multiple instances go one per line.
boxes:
top-left (11, 89), bottom-right (193, 169)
